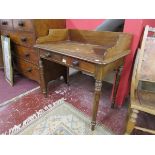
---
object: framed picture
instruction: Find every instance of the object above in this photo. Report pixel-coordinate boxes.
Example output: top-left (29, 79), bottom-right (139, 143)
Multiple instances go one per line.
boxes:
top-left (1, 35), bottom-right (13, 86)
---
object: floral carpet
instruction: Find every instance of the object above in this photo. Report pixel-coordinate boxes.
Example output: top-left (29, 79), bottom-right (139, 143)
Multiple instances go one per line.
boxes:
top-left (13, 98), bottom-right (113, 135)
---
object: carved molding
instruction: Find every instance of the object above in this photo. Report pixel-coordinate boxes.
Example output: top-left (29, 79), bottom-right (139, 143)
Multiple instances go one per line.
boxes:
top-left (130, 109), bottom-right (139, 123)
top-left (95, 80), bottom-right (102, 91)
top-left (91, 121), bottom-right (96, 126)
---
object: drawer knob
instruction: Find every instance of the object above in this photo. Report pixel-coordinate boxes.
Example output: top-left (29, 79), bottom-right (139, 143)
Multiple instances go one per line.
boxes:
top-left (26, 68), bottom-right (32, 72)
top-left (2, 21), bottom-right (8, 25)
top-left (72, 59), bottom-right (79, 66)
top-left (18, 21), bottom-right (24, 27)
top-left (25, 53), bottom-right (30, 57)
top-left (21, 37), bottom-right (27, 42)
top-left (45, 53), bottom-right (51, 58)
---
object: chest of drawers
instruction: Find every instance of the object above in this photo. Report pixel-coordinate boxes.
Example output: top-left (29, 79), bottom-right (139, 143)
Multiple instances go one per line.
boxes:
top-left (0, 19), bottom-right (66, 83)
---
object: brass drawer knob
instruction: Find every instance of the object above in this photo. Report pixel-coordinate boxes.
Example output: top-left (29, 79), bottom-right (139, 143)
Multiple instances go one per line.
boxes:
top-left (72, 59), bottom-right (79, 66)
top-left (2, 21), bottom-right (8, 25)
top-left (18, 21), bottom-right (24, 27)
top-left (21, 37), bottom-right (27, 42)
top-left (45, 53), bottom-right (51, 58)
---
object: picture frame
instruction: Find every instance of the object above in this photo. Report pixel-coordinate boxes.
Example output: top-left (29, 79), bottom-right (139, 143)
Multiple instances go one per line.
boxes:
top-left (1, 35), bottom-right (14, 86)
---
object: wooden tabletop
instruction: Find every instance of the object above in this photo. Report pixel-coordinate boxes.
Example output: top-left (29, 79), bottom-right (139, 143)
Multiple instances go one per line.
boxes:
top-left (34, 41), bottom-right (114, 64)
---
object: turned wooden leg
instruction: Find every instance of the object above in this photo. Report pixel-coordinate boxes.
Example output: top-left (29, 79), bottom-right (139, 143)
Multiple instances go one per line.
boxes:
top-left (125, 108), bottom-right (139, 134)
top-left (63, 67), bottom-right (70, 86)
top-left (39, 59), bottom-right (48, 97)
top-left (91, 80), bottom-right (102, 131)
top-left (111, 67), bottom-right (122, 108)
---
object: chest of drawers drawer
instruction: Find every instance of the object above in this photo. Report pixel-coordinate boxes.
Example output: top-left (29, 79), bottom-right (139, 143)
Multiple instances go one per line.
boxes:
top-left (14, 57), bottom-right (40, 82)
top-left (1, 30), bottom-right (35, 47)
top-left (10, 31), bottom-right (35, 47)
top-left (13, 45), bottom-right (39, 65)
top-left (13, 20), bottom-right (34, 32)
top-left (0, 20), bottom-right (13, 30)
top-left (39, 50), bottom-right (95, 74)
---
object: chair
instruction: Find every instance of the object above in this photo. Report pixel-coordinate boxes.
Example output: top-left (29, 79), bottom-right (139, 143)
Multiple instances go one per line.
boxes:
top-left (125, 25), bottom-right (155, 134)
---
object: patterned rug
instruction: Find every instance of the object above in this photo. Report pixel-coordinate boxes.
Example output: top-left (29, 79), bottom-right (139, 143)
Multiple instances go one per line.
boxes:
top-left (6, 98), bottom-right (113, 135)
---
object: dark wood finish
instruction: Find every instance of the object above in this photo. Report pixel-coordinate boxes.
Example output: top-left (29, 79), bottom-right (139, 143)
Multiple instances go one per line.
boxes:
top-left (35, 29), bottom-right (132, 130)
top-left (111, 67), bottom-right (122, 108)
top-left (13, 57), bottom-right (40, 82)
top-left (13, 20), bottom-right (34, 32)
top-left (39, 58), bottom-right (68, 97)
top-left (39, 49), bottom-right (96, 74)
top-left (0, 19), bottom-right (66, 83)
top-left (12, 45), bottom-right (39, 65)
top-left (10, 31), bottom-right (35, 47)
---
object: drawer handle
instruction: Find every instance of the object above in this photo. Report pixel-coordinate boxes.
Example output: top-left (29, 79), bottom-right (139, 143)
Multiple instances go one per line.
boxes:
top-left (18, 21), bottom-right (24, 27)
top-left (72, 59), bottom-right (79, 66)
top-left (24, 53), bottom-right (30, 58)
top-left (44, 53), bottom-right (51, 58)
top-left (2, 21), bottom-right (8, 25)
top-left (21, 37), bottom-right (27, 42)
top-left (25, 68), bottom-right (32, 72)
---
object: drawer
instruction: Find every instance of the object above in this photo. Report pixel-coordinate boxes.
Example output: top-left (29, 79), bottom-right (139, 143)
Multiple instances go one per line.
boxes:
top-left (0, 19), bottom-right (13, 30)
top-left (14, 57), bottom-right (40, 82)
top-left (66, 57), bottom-right (95, 74)
top-left (40, 50), bottom-right (63, 62)
top-left (13, 45), bottom-right (39, 65)
top-left (10, 31), bottom-right (35, 47)
top-left (13, 19), bottom-right (34, 32)
top-left (39, 50), bottom-right (95, 74)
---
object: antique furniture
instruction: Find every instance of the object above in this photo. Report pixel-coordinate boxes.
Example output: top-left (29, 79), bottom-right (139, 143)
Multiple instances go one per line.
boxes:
top-left (125, 25), bottom-right (155, 134)
top-left (0, 19), bottom-right (66, 83)
top-left (34, 29), bottom-right (132, 130)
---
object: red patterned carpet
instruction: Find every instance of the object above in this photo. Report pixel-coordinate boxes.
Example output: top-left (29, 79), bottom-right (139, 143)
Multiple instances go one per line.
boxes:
top-left (0, 72), bottom-right (154, 134)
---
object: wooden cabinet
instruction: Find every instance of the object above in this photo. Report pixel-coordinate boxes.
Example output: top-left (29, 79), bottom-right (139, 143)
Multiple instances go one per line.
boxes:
top-left (0, 19), bottom-right (66, 82)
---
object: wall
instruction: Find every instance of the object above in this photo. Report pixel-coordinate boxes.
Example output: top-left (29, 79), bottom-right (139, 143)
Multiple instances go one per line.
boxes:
top-left (66, 19), bottom-right (104, 30)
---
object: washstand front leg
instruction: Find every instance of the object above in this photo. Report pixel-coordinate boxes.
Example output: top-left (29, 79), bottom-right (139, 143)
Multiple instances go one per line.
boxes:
top-left (91, 80), bottom-right (102, 131)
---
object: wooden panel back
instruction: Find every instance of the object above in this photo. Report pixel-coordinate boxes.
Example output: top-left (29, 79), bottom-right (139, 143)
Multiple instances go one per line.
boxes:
top-left (69, 29), bottom-right (119, 46)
